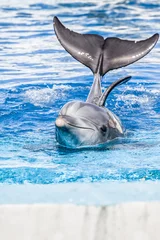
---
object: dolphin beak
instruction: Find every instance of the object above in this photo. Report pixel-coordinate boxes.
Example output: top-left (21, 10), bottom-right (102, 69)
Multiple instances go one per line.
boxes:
top-left (55, 115), bottom-right (75, 128)
top-left (55, 115), bottom-right (95, 130)
top-left (55, 116), bottom-right (66, 128)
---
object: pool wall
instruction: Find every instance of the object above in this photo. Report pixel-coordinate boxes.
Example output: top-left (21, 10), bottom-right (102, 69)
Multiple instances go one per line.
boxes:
top-left (0, 202), bottom-right (159, 240)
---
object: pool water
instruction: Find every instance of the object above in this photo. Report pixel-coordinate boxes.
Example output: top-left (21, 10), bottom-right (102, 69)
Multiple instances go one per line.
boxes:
top-left (0, 0), bottom-right (160, 203)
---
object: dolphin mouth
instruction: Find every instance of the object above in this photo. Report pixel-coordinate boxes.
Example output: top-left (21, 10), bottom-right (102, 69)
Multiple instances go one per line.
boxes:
top-left (67, 122), bottom-right (94, 130)
top-left (55, 115), bottom-right (95, 131)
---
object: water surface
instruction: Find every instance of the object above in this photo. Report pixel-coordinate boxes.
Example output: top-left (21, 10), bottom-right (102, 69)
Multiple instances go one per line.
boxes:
top-left (0, 0), bottom-right (160, 203)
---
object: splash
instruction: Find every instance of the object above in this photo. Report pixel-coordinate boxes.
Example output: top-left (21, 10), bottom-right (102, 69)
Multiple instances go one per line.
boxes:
top-left (24, 84), bottom-right (71, 107)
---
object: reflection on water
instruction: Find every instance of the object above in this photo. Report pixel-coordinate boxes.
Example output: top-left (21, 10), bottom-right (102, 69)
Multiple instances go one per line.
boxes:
top-left (0, 0), bottom-right (160, 185)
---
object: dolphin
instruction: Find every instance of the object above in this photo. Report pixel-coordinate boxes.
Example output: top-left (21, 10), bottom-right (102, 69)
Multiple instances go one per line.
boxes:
top-left (53, 16), bottom-right (159, 148)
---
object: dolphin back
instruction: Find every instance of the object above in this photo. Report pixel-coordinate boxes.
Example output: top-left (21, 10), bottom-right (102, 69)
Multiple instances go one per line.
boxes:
top-left (54, 17), bottom-right (159, 76)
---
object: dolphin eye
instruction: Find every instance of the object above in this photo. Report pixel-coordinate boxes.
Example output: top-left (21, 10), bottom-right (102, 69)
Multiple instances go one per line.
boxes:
top-left (100, 125), bottom-right (107, 135)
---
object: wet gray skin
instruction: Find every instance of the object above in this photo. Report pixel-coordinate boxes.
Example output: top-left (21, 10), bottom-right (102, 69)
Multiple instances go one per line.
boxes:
top-left (54, 17), bottom-right (159, 148)
top-left (55, 101), bottom-right (123, 148)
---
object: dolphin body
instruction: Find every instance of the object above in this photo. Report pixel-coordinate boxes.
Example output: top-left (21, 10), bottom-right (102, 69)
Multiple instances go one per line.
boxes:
top-left (53, 16), bottom-right (159, 148)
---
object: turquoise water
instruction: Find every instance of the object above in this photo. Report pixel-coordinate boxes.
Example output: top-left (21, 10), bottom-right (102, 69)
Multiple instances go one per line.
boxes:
top-left (0, 0), bottom-right (160, 203)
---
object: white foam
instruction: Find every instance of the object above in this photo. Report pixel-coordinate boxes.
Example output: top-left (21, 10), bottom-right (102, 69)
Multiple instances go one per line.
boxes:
top-left (24, 85), bottom-right (71, 107)
top-left (118, 94), bottom-right (149, 104)
top-left (116, 84), bottom-right (160, 105)
top-left (125, 85), bottom-right (160, 95)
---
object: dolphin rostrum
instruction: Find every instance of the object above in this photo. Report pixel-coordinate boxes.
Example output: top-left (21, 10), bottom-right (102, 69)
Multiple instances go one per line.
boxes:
top-left (53, 16), bottom-right (159, 148)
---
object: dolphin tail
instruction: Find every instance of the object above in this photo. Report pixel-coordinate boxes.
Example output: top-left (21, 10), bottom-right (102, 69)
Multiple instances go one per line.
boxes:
top-left (53, 16), bottom-right (159, 76)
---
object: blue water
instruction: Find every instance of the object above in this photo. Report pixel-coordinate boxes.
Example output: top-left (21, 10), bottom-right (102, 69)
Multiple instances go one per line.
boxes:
top-left (0, 0), bottom-right (160, 203)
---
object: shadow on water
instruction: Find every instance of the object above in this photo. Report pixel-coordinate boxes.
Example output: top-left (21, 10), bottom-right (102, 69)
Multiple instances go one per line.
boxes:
top-left (24, 130), bottom-right (159, 155)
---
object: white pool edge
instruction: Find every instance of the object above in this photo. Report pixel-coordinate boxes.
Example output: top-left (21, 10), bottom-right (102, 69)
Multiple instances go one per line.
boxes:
top-left (0, 201), bottom-right (159, 240)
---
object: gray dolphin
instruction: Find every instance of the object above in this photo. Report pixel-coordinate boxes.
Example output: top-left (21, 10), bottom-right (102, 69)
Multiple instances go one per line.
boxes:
top-left (53, 17), bottom-right (159, 148)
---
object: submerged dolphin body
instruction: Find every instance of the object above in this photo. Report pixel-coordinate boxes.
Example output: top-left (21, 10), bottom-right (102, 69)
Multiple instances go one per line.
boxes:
top-left (53, 17), bottom-right (159, 148)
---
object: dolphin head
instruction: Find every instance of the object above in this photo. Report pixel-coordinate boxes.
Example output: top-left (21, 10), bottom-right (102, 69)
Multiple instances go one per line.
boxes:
top-left (55, 101), bottom-right (122, 148)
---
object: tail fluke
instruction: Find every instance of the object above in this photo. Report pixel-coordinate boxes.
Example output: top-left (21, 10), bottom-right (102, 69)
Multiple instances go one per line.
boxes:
top-left (54, 16), bottom-right (104, 74)
top-left (102, 34), bottom-right (159, 75)
top-left (53, 17), bottom-right (159, 76)
top-left (98, 76), bottom-right (132, 106)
